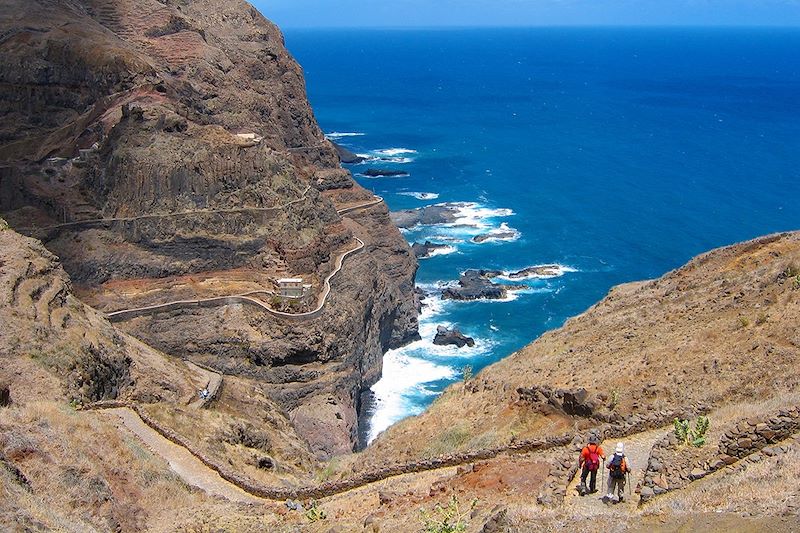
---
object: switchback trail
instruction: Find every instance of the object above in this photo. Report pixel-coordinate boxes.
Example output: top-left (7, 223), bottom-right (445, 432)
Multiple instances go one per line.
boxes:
top-left (106, 195), bottom-right (382, 323)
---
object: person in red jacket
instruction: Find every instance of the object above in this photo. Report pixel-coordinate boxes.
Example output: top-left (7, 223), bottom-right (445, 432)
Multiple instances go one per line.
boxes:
top-left (578, 434), bottom-right (605, 495)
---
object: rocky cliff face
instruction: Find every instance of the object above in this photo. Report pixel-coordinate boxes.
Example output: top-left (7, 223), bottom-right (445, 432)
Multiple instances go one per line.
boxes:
top-left (0, 0), bottom-right (418, 456)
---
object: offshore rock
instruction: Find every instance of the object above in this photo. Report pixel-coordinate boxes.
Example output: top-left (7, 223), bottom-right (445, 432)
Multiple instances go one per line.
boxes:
top-left (433, 326), bottom-right (475, 348)
top-left (442, 270), bottom-right (525, 301)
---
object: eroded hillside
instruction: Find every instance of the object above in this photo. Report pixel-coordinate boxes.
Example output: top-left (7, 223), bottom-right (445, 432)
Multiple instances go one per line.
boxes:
top-left (0, 0), bottom-right (419, 456)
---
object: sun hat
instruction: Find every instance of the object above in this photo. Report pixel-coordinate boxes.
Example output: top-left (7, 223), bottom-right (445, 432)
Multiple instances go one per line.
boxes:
top-left (615, 442), bottom-right (625, 454)
top-left (588, 434), bottom-right (599, 444)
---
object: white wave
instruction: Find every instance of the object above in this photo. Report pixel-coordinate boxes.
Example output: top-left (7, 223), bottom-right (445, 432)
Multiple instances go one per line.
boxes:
top-left (367, 289), bottom-right (496, 442)
top-left (357, 154), bottom-right (415, 164)
top-left (473, 286), bottom-right (551, 303)
top-left (442, 202), bottom-right (515, 230)
top-left (368, 350), bottom-right (456, 443)
top-left (398, 192), bottom-right (440, 200)
top-left (472, 222), bottom-right (521, 243)
top-left (325, 132), bottom-right (365, 139)
top-left (420, 245), bottom-right (458, 259)
top-left (374, 148), bottom-right (417, 156)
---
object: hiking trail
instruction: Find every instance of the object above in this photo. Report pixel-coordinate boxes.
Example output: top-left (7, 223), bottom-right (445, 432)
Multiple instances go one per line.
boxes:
top-left (107, 407), bottom-right (262, 504)
top-left (564, 427), bottom-right (667, 513)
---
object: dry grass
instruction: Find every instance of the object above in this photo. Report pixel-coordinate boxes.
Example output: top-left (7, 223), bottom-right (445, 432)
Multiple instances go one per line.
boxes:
top-left (647, 438), bottom-right (800, 517)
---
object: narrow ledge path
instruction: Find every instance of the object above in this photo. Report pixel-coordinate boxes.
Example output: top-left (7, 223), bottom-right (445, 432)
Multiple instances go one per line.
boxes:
top-left (105, 194), bottom-right (382, 323)
top-left (19, 186), bottom-right (314, 234)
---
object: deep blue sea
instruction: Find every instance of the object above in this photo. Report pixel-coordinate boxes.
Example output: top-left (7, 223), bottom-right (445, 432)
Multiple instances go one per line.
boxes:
top-left (284, 28), bottom-right (800, 442)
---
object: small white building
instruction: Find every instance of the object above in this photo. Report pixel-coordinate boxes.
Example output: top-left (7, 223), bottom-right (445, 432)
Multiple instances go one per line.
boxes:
top-left (277, 278), bottom-right (305, 298)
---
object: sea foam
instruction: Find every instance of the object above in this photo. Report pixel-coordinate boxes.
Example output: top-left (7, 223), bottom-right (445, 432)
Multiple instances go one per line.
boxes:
top-left (398, 191), bottom-right (440, 200)
top-left (325, 132), bottom-right (365, 139)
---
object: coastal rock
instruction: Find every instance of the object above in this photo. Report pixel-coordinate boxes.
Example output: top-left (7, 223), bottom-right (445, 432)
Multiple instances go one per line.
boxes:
top-left (433, 326), bottom-right (475, 348)
top-left (390, 204), bottom-right (460, 229)
top-left (332, 141), bottom-right (365, 164)
top-left (411, 241), bottom-right (450, 259)
top-left (473, 231), bottom-right (518, 243)
top-left (362, 169), bottom-right (410, 177)
top-left (506, 265), bottom-right (563, 279)
top-left (441, 270), bottom-right (525, 301)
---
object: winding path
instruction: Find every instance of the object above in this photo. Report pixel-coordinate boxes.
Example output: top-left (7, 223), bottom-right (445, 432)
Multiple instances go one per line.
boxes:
top-left (19, 186), bottom-right (314, 234)
top-left (107, 407), bottom-right (262, 504)
top-left (94, 402), bottom-right (694, 504)
top-left (106, 194), bottom-right (382, 323)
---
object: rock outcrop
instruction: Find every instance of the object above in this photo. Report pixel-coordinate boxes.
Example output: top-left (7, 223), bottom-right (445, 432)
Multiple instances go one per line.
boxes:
top-left (0, 382), bottom-right (10, 407)
top-left (362, 169), bottom-right (409, 177)
top-left (433, 326), bottom-right (475, 348)
top-left (411, 240), bottom-right (450, 259)
top-left (442, 270), bottom-right (525, 301)
top-left (0, 0), bottom-right (418, 457)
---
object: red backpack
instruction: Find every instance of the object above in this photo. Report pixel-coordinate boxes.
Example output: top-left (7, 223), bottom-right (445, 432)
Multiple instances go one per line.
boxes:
top-left (585, 444), bottom-right (601, 471)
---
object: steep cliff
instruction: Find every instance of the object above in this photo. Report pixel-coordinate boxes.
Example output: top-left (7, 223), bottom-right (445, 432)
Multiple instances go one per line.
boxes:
top-left (0, 0), bottom-right (418, 456)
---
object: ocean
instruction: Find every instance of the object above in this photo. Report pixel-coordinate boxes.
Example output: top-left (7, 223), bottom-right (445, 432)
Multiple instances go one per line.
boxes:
top-left (284, 27), bottom-right (800, 444)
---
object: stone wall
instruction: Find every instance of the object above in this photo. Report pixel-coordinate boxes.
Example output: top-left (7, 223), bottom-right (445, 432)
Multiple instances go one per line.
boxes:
top-left (639, 406), bottom-right (800, 503)
top-left (536, 402), bottom-right (708, 506)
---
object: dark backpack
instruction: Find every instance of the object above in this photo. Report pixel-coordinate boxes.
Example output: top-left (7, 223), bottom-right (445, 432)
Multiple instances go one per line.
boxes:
top-left (609, 454), bottom-right (626, 479)
top-left (584, 444), bottom-right (600, 471)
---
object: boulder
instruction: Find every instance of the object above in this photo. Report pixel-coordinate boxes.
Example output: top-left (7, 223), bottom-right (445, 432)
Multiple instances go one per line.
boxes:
top-left (433, 326), bottom-right (475, 348)
top-left (411, 241), bottom-right (449, 259)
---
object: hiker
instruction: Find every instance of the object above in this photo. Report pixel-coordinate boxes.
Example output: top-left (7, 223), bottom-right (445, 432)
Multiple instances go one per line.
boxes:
top-left (578, 434), bottom-right (605, 495)
top-left (605, 442), bottom-right (631, 503)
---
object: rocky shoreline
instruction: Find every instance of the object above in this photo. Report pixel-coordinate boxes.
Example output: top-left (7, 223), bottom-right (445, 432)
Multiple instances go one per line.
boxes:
top-left (442, 270), bottom-right (526, 301)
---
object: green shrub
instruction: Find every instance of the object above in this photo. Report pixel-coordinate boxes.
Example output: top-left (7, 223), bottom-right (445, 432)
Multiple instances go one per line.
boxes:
top-left (420, 495), bottom-right (477, 533)
top-left (461, 364), bottom-right (473, 383)
top-left (785, 263), bottom-right (800, 278)
top-left (755, 312), bottom-right (769, 326)
top-left (305, 501), bottom-right (326, 522)
top-left (737, 316), bottom-right (750, 329)
top-left (609, 389), bottom-right (620, 410)
top-left (674, 416), bottom-right (710, 448)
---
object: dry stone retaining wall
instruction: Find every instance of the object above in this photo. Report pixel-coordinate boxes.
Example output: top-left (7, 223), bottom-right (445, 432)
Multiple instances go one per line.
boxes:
top-left (639, 406), bottom-right (800, 503)
top-left (535, 402), bottom-right (709, 506)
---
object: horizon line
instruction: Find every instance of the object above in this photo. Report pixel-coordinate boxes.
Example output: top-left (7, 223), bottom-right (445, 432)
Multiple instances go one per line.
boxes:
top-left (281, 23), bottom-right (800, 31)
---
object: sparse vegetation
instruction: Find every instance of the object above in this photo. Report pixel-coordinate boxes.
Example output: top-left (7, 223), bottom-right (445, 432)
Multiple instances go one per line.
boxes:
top-left (784, 263), bottom-right (800, 278)
top-left (674, 416), bottom-right (710, 447)
top-left (305, 501), bottom-right (327, 522)
top-left (426, 425), bottom-right (471, 456)
top-left (420, 495), bottom-right (477, 533)
top-left (609, 389), bottom-right (620, 410)
top-left (737, 316), bottom-right (750, 329)
top-left (755, 312), bottom-right (769, 326)
top-left (461, 364), bottom-right (473, 390)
